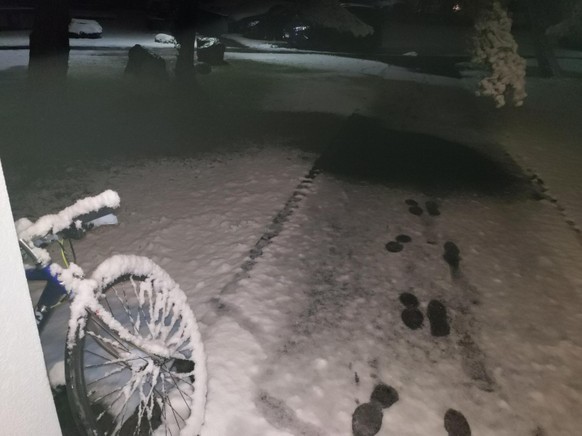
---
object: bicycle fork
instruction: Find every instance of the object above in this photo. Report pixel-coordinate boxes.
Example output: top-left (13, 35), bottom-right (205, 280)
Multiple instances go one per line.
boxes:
top-left (26, 267), bottom-right (70, 334)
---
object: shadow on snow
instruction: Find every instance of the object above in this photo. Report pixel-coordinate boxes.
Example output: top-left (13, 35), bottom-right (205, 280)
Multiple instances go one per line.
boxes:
top-left (317, 114), bottom-right (537, 198)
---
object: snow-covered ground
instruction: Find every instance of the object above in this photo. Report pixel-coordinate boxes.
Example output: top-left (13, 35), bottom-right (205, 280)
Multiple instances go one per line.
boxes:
top-left (0, 13), bottom-right (172, 50)
top-left (10, 134), bottom-right (582, 436)
top-left (2, 25), bottom-right (582, 436)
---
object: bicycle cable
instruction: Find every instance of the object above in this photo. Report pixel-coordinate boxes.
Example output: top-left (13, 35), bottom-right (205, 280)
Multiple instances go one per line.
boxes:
top-left (58, 239), bottom-right (77, 267)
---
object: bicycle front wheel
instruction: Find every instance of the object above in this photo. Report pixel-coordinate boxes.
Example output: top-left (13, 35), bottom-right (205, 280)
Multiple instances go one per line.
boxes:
top-left (65, 255), bottom-right (207, 436)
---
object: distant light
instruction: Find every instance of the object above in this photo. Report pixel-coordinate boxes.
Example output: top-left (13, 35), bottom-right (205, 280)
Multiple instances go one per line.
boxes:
top-left (452, 3), bottom-right (462, 13)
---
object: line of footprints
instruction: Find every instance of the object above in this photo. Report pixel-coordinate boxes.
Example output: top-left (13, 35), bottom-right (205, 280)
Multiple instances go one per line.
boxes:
top-left (351, 199), bottom-right (470, 436)
top-left (385, 198), bottom-right (461, 335)
top-left (352, 383), bottom-right (471, 436)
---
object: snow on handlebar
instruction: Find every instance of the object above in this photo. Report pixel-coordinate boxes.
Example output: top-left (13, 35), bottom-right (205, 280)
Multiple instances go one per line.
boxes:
top-left (16, 190), bottom-right (121, 242)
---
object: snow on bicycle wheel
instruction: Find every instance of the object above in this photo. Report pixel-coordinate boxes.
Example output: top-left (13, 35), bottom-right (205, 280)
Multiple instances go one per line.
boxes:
top-left (65, 255), bottom-right (206, 436)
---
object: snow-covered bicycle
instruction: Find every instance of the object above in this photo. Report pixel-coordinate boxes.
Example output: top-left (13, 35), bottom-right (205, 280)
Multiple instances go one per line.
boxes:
top-left (16, 190), bottom-right (207, 436)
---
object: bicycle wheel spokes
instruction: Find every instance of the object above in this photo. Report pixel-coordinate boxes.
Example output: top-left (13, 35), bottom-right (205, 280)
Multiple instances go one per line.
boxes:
top-left (67, 260), bottom-right (205, 436)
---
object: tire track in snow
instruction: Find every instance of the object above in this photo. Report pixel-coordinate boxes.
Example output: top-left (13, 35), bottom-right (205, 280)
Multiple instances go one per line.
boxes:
top-left (525, 167), bottom-right (582, 246)
top-left (217, 165), bottom-right (322, 297)
top-left (202, 161), bottom-right (324, 339)
top-left (202, 163), bottom-right (328, 436)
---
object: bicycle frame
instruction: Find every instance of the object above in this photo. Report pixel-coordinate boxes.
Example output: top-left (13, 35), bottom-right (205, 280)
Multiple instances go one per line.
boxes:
top-left (25, 252), bottom-right (132, 360)
top-left (25, 263), bottom-right (69, 334)
top-left (18, 199), bottom-right (119, 334)
top-left (22, 230), bottom-right (140, 360)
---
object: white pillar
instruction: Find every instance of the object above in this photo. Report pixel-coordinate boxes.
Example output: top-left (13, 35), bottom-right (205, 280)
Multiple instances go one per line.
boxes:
top-left (0, 160), bottom-right (62, 435)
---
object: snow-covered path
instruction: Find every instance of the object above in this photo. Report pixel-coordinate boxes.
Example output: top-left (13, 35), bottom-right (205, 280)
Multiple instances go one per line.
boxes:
top-left (199, 144), bottom-right (582, 434)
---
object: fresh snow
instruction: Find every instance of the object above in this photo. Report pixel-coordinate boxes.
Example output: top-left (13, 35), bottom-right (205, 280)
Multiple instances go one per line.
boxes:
top-left (3, 30), bottom-right (582, 436)
top-left (47, 361), bottom-right (66, 389)
top-left (16, 189), bottom-right (120, 242)
top-left (226, 52), bottom-right (460, 86)
top-left (154, 33), bottom-right (176, 45)
top-left (69, 18), bottom-right (103, 38)
top-left (9, 146), bottom-right (581, 436)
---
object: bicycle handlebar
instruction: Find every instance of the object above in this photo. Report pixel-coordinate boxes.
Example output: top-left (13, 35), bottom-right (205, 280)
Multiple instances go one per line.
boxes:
top-left (17, 190), bottom-right (121, 242)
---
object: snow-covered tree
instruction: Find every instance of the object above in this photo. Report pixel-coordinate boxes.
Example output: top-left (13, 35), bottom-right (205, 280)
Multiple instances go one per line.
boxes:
top-left (472, 1), bottom-right (527, 107)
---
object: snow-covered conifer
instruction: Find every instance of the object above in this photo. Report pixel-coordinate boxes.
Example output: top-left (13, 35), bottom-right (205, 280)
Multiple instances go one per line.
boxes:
top-left (472, 1), bottom-right (527, 107)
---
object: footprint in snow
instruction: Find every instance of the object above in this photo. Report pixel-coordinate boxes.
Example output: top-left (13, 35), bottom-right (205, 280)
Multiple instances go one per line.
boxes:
top-left (396, 234), bottom-right (412, 243)
top-left (385, 241), bottom-right (403, 253)
top-left (443, 241), bottom-right (461, 267)
top-left (352, 384), bottom-right (399, 436)
top-left (425, 200), bottom-right (441, 216)
top-left (405, 198), bottom-right (424, 215)
top-left (427, 300), bottom-right (451, 337)
top-left (399, 292), bottom-right (424, 330)
top-left (385, 234), bottom-right (412, 253)
top-left (352, 403), bottom-right (382, 436)
top-left (406, 199), bottom-right (442, 217)
top-left (399, 294), bottom-right (450, 336)
top-left (409, 205), bottom-right (424, 216)
top-left (444, 409), bottom-right (471, 436)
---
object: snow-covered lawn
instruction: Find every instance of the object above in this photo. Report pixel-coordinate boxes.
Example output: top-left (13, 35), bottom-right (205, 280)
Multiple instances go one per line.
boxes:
top-left (2, 47), bottom-right (582, 436)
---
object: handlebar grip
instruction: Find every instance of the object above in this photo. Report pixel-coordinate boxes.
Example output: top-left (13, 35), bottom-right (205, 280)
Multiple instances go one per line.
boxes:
top-left (17, 190), bottom-right (120, 241)
top-left (57, 210), bottom-right (118, 241)
top-left (76, 207), bottom-right (116, 227)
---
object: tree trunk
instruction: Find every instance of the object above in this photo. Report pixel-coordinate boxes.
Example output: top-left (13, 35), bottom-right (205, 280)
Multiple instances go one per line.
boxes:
top-left (28, 0), bottom-right (71, 83)
top-left (523, 0), bottom-right (562, 77)
top-left (174, 0), bottom-right (198, 80)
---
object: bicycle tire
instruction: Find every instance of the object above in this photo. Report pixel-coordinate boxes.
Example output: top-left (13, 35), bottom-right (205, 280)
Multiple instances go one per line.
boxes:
top-left (65, 255), bottom-right (207, 436)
